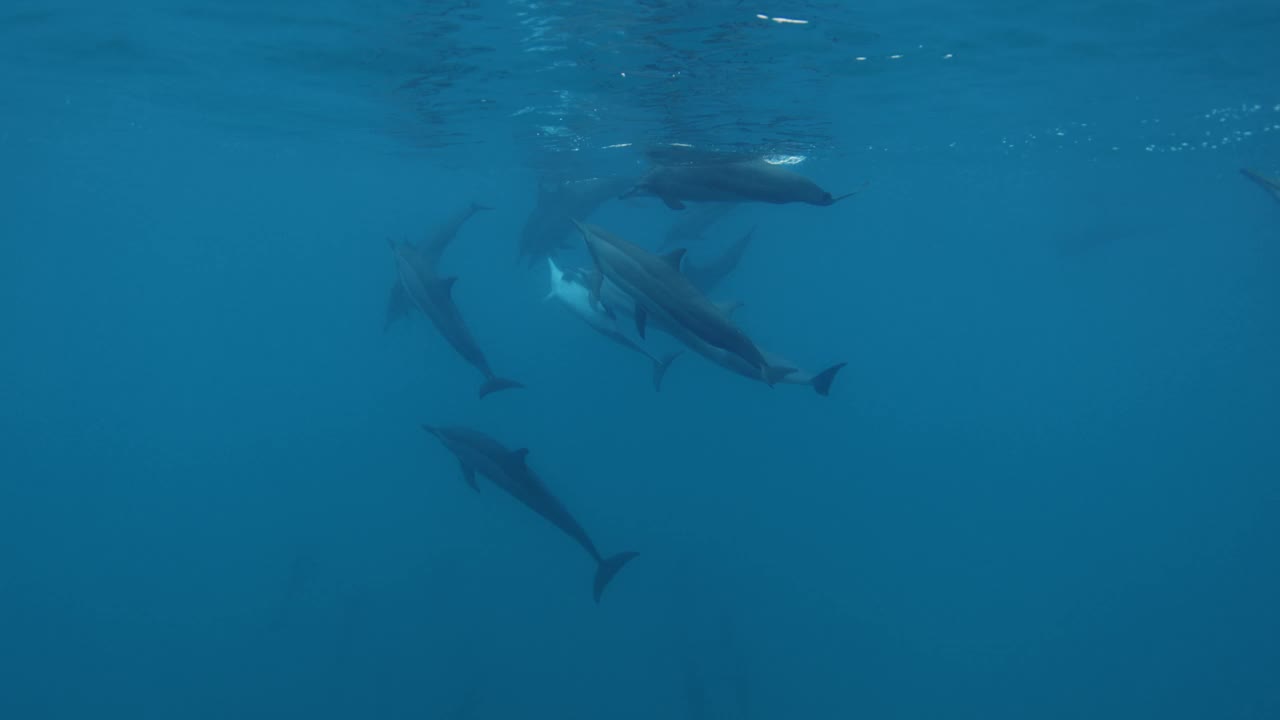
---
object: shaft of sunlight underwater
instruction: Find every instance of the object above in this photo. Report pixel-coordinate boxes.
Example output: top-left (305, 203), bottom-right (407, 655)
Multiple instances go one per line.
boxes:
top-left (2, 1), bottom-right (1279, 719)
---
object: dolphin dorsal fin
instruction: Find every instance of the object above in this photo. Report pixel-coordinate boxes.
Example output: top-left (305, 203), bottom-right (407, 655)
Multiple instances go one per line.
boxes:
top-left (437, 276), bottom-right (458, 295)
top-left (661, 248), bottom-right (687, 271)
top-left (509, 448), bottom-right (530, 466)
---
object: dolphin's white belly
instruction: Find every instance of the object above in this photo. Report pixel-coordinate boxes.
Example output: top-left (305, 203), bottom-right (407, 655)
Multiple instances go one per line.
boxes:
top-left (555, 280), bottom-right (616, 334)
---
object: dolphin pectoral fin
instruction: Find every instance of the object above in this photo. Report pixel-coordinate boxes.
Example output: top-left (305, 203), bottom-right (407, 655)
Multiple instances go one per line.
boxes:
top-left (652, 352), bottom-right (681, 392)
top-left (595, 296), bottom-right (617, 321)
top-left (384, 281), bottom-right (412, 332)
top-left (660, 248), bottom-right (687, 271)
top-left (593, 551), bottom-right (639, 603)
top-left (586, 276), bottom-right (614, 320)
top-left (660, 195), bottom-right (686, 210)
top-left (764, 366), bottom-right (798, 387)
top-left (478, 377), bottom-right (525, 399)
top-left (634, 304), bottom-right (648, 338)
top-left (810, 362), bottom-right (848, 397)
top-left (459, 461), bottom-right (479, 492)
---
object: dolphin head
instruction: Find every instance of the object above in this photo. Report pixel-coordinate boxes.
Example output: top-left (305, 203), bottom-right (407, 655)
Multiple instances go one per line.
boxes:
top-left (816, 182), bottom-right (870, 206)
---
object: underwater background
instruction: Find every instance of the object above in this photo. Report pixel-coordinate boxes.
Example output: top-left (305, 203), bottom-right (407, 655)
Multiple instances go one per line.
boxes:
top-left (2, 1), bottom-right (1279, 718)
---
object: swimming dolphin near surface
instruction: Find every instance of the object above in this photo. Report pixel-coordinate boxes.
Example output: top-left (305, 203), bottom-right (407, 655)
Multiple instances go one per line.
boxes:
top-left (545, 258), bottom-right (681, 391)
top-left (1241, 168), bottom-right (1280, 204)
top-left (621, 155), bottom-right (864, 210)
top-left (585, 270), bottom-right (845, 396)
top-left (682, 227), bottom-right (754, 295)
top-left (421, 424), bottom-right (639, 603)
top-left (518, 175), bottom-right (636, 265)
top-left (386, 202), bottom-right (523, 398)
top-left (660, 201), bottom-right (738, 249)
top-left (572, 219), bottom-right (789, 385)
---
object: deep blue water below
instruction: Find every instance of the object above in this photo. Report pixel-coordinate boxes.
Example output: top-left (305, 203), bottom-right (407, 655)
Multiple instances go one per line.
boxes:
top-left (2, 2), bottom-right (1279, 718)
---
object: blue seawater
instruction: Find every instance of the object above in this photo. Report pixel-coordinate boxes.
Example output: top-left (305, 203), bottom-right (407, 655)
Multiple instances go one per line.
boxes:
top-left (2, 1), bottom-right (1278, 718)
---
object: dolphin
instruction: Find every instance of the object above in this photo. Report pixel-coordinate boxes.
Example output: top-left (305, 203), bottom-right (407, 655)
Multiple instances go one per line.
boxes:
top-left (518, 176), bottom-right (636, 265)
top-left (660, 201), bottom-right (738, 249)
top-left (587, 270), bottom-right (846, 396)
top-left (621, 158), bottom-right (864, 210)
top-left (1241, 168), bottom-right (1280, 204)
top-left (545, 258), bottom-right (681, 391)
top-left (421, 424), bottom-right (639, 603)
top-left (386, 201), bottom-right (492, 331)
top-left (386, 202), bottom-right (523, 398)
top-left (682, 227), bottom-right (754, 295)
top-left (572, 220), bottom-right (789, 385)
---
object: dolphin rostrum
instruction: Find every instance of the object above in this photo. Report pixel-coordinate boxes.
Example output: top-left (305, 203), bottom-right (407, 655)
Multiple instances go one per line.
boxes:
top-left (421, 424), bottom-right (639, 603)
top-left (545, 258), bottom-right (681, 391)
top-left (621, 155), bottom-right (865, 210)
top-left (572, 220), bottom-right (789, 385)
top-left (578, 268), bottom-right (846, 396)
top-left (386, 202), bottom-right (523, 398)
top-left (1241, 168), bottom-right (1280, 204)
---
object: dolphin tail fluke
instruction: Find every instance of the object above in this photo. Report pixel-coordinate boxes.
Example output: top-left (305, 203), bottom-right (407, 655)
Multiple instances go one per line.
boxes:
top-left (764, 365), bottom-right (798, 387)
top-left (593, 551), bottom-right (639, 603)
top-left (652, 352), bottom-right (681, 392)
top-left (810, 362), bottom-right (847, 397)
top-left (478, 377), bottom-right (525, 399)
